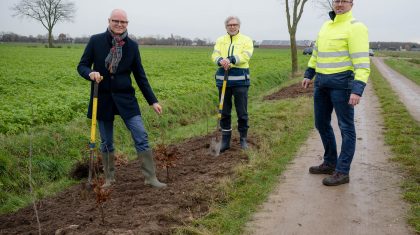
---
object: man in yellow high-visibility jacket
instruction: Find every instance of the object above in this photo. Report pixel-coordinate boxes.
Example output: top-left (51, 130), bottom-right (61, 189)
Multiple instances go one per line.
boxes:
top-left (211, 16), bottom-right (254, 152)
top-left (302, 0), bottom-right (370, 186)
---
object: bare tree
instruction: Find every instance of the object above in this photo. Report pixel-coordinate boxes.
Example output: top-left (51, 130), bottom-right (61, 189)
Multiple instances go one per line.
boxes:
top-left (285, 0), bottom-right (309, 76)
top-left (12, 0), bottom-right (75, 48)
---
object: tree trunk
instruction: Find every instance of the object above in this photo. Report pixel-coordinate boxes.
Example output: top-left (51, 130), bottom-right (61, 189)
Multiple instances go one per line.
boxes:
top-left (289, 31), bottom-right (298, 77)
top-left (48, 28), bottom-right (53, 48)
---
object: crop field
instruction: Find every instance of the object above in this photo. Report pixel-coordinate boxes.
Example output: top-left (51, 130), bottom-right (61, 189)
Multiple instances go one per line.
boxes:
top-left (0, 44), bottom-right (295, 135)
top-left (0, 44), bottom-right (307, 216)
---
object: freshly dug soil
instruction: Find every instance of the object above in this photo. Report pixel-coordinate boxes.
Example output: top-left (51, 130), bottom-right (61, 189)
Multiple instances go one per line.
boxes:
top-left (0, 135), bottom-right (250, 235)
top-left (263, 82), bottom-right (313, 100)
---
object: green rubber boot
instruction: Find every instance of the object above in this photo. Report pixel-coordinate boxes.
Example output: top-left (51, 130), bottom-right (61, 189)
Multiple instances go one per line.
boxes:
top-left (220, 130), bottom-right (231, 153)
top-left (102, 152), bottom-right (115, 188)
top-left (138, 150), bottom-right (167, 188)
top-left (239, 130), bottom-right (248, 150)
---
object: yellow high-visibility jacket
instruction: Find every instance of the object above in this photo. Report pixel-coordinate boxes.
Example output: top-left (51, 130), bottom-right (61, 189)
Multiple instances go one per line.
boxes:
top-left (211, 32), bottom-right (253, 87)
top-left (305, 11), bottom-right (370, 96)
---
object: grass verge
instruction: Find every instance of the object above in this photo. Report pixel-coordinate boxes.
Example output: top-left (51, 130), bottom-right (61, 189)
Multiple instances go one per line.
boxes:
top-left (370, 64), bottom-right (420, 233)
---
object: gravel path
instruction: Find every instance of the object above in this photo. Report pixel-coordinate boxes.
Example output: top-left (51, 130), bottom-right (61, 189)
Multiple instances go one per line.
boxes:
top-left (372, 57), bottom-right (420, 122)
top-left (245, 83), bottom-right (414, 235)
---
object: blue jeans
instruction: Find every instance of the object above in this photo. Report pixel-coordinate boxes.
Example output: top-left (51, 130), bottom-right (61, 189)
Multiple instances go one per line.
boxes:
top-left (314, 87), bottom-right (356, 174)
top-left (218, 86), bottom-right (249, 133)
top-left (98, 115), bottom-right (149, 153)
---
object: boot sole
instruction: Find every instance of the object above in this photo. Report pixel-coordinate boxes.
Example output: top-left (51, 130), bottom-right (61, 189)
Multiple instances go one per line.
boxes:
top-left (220, 147), bottom-right (230, 153)
top-left (322, 178), bottom-right (350, 186)
top-left (145, 183), bottom-right (167, 188)
top-left (309, 169), bottom-right (335, 175)
top-left (144, 180), bottom-right (167, 188)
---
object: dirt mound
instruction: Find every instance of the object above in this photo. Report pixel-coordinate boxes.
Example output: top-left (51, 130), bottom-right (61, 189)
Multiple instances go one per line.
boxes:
top-left (0, 134), bottom-right (250, 235)
top-left (263, 82), bottom-right (313, 100)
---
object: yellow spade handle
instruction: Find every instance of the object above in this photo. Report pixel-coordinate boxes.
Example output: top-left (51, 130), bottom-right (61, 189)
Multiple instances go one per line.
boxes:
top-left (218, 69), bottom-right (229, 119)
top-left (90, 77), bottom-right (102, 145)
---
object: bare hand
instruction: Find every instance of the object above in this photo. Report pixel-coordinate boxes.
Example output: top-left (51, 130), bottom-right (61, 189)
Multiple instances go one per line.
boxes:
top-left (302, 78), bottom-right (311, 88)
top-left (89, 71), bottom-right (103, 83)
top-left (348, 94), bottom-right (361, 106)
top-left (152, 103), bottom-right (162, 115)
top-left (220, 58), bottom-right (231, 70)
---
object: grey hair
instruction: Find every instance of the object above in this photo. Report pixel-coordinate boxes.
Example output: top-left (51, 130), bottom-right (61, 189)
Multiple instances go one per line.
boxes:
top-left (224, 16), bottom-right (241, 26)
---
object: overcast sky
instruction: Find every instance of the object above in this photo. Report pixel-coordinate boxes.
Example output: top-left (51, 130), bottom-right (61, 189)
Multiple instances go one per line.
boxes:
top-left (0, 0), bottom-right (419, 43)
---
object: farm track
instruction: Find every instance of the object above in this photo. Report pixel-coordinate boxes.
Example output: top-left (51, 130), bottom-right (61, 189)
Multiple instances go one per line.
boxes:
top-left (372, 57), bottom-right (420, 122)
top-left (245, 69), bottom-right (415, 234)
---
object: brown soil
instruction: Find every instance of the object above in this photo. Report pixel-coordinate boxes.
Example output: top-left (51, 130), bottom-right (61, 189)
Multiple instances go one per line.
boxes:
top-left (0, 135), bottom-right (251, 235)
top-left (0, 83), bottom-right (309, 235)
top-left (263, 82), bottom-right (313, 100)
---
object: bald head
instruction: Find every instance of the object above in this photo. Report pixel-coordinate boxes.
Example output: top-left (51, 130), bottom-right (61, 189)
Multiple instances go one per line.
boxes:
top-left (110, 9), bottom-right (127, 19)
top-left (108, 9), bottom-right (129, 35)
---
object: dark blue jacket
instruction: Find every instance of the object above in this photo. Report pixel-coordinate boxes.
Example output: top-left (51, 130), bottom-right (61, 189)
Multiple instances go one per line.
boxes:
top-left (77, 30), bottom-right (158, 121)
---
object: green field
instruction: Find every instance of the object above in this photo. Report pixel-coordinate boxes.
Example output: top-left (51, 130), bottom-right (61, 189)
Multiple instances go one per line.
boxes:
top-left (0, 44), bottom-right (307, 213)
top-left (0, 44), bottom-right (296, 134)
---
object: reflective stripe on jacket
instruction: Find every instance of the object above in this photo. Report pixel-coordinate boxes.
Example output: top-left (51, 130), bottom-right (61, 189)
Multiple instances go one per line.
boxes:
top-left (211, 32), bottom-right (254, 87)
top-left (305, 11), bottom-right (370, 96)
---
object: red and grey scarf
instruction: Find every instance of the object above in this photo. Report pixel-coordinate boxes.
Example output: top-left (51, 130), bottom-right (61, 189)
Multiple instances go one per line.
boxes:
top-left (105, 28), bottom-right (128, 74)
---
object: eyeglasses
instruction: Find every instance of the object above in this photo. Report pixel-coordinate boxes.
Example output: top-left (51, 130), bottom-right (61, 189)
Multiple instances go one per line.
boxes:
top-left (226, 24), bottom-right (239, 27)
top-left (111, 19), bottom-right (129, 25)
top-left (333, 0), bottom-right (353, 4)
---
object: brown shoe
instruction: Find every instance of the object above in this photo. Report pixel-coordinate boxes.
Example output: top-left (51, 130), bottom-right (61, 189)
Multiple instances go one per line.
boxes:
top-left (309, 162), bottom-right (335, 175)
top-left (322, 172), bottom-right (350, 186)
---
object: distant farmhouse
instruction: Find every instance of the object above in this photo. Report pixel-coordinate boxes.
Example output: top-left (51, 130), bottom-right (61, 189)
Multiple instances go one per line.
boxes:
top-left (258, 40), bottom-right (313, 49)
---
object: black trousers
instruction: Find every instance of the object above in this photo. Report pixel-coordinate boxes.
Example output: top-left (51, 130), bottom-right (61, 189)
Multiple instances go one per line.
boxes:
top-left (218, 86), bottom-right (249, 133)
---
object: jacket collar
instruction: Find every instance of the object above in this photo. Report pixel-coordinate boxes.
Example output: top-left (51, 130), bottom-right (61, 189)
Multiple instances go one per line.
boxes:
top-left (226, 32), bottom-right (241, 39)
top-left (331, 10), bottom-right (353, 23)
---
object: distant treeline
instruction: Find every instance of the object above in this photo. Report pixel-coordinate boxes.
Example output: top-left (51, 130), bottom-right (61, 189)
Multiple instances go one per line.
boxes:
top-left (0, 32), bottom-right (213, 46)
top-left (370, 41), bottom-right (420, 51)
top-left (2, 32), bottom-right (419, 49)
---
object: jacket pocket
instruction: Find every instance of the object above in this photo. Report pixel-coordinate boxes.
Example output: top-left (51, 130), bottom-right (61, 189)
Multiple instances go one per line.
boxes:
top-left (326, 34), bottom-right (348, 50)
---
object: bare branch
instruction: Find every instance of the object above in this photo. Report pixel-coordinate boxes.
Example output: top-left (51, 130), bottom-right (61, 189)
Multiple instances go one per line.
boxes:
top-left (296, 0), bottom-right (309, 25)
top-left (285, 0), bottom-right (292, 32)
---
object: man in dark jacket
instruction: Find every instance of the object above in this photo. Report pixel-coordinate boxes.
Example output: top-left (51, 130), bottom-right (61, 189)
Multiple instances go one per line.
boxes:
top-left (77, 9), bottom-right (166, 188)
